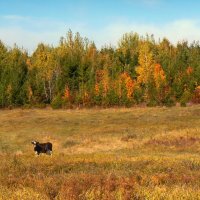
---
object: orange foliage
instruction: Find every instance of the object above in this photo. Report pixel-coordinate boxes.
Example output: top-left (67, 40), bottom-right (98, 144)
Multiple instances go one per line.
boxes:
top-left (63, 86), bottom-right (70, 100)
top-left (192, 86), bottom-right (200, 103)
top-left (186, 66), bottom-right (193, 75)
top-left (153, 63), bottom-right (166, 89)
top-left (95, 83), bottom-right (99, 95)
top-left (95, 70), bottom-right (104, 83)
top-left (102, 79), bottom-right (109, 96)
top-left (120, 72), bottom-right (135, 99)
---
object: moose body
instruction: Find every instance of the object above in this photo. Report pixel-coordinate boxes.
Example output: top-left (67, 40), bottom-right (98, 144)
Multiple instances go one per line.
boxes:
top-left (32, 141), bottom-right (53, 155)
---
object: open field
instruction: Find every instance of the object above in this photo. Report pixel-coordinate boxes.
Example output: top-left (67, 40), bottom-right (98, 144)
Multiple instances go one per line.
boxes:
top-left (0, 106), bottom-right (200, 199)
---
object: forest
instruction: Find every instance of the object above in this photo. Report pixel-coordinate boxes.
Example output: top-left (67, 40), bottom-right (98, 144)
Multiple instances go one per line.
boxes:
top-left (0, 30), bottom-right (200, 108)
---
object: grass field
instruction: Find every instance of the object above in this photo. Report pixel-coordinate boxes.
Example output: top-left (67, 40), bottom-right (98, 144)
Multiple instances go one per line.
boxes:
top-left (0, 105), bottom-right (200, 199)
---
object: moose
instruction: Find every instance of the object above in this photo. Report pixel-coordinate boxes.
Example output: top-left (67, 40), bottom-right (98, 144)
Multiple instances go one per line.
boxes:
top-left (31, 141), bottom-right (53, 155)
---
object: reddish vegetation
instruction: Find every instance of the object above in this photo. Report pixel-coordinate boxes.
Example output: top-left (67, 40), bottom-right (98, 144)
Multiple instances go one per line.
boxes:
top-left (192, 86), bottom-right (200, 103)
top-left (146, 136), bottom-right (200, 147)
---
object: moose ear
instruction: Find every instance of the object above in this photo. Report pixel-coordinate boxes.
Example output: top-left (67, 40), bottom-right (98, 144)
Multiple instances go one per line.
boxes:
top-left (31, 141), bottom-right (37, 145)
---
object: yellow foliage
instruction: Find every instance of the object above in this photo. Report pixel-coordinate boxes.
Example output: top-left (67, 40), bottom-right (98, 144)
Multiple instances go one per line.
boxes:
top-left (26, 58), bottom-right (32, 69)
top-left (6, 84), bottom-right (12, 95)
top-left (83, 91), bottom-right (90, 104)
top-left (136, 42), bottom-right (154, 85)
top-left (135, 65), bottom-right (145, 84)
top-left (28, 86), bottom-right (33, 101)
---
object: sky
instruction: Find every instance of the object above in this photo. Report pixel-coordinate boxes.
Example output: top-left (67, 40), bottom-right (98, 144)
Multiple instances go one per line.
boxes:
top-left (0, 0), bottom-right (200, 53)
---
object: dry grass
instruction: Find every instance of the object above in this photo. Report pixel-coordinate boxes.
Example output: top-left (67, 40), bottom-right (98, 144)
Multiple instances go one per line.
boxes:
top-left (0, 105), bottom-right (200, 199)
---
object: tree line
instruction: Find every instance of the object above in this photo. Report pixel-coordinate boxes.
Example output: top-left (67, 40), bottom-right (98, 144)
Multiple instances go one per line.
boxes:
top-left (0, 30), bottom-right (200, 108)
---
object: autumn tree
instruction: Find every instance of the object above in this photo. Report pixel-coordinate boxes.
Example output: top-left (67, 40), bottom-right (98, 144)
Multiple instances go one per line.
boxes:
top-left (31, 43), bottom-right (57, 103)
top-left (135, 42), bottom-right (156, 104)
top-left (0, 30), bottom-right (199, 108)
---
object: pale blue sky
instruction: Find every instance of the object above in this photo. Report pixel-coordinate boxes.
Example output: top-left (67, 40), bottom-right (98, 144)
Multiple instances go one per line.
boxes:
top-left (0, 0), bottom-right (200, 52)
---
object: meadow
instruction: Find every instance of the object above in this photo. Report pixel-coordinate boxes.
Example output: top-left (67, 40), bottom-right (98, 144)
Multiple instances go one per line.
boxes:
top-left (0, 105), bottom-right (200, 199)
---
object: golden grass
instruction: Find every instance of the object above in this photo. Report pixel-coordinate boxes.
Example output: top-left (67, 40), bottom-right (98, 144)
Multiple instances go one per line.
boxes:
top-left (0, 105), bottom-right (200, 199)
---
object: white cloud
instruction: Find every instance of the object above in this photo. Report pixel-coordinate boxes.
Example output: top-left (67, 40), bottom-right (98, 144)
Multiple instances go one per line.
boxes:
top-left (0, 15), bottom-right (200, 53)
top-left (164, 20), bottom-right (200, 43)
top-left (0, 15), bottom-right (86, 54)
top-left (88, 19), bottom-right (200, 48)
top-left (0, 27), bottom-right (64, 53)
top-left (3, 15), bottom-right (29, 21)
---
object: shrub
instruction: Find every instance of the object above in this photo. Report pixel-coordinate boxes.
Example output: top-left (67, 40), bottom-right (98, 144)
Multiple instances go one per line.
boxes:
top-left (133, 87), bottom-right (144, 104)
top-left (92, 95), bottom-right (102, 106)
top-left (147, 99), bottom-right (158, 107)
top-left (163, 97), bottom-right (175, 107)
top-left (106, 89), bottom-right (120, 106)
top-left (51, 95), bottom-right (63, 109)
top-left (192, 86), bottom-right (200, 104)
top-left (180, 90), bottom-right (192, 107)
